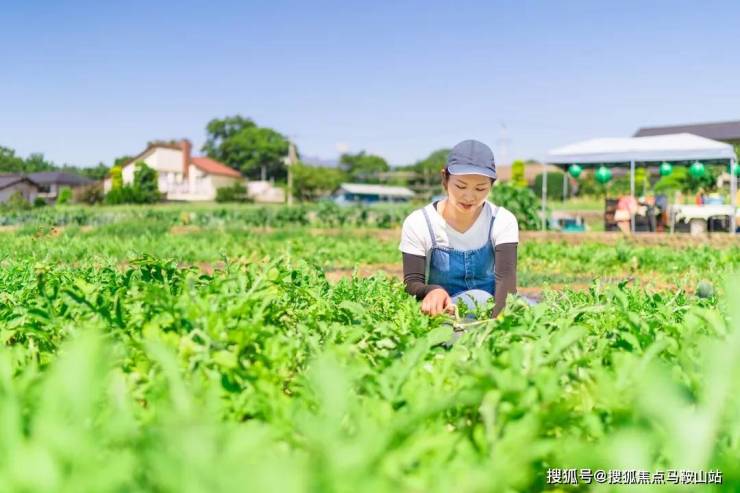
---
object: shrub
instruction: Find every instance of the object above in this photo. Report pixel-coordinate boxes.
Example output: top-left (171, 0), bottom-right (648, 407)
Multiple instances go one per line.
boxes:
top-left (57, 186), bottom-right (73, 205)
top-left (215, 182), bottom-right (251, 203)
top-left (104, 162), bottom-right (162, 204)
top-left (77, 184), bottom-right (104, 205)
top-left (490, 182), bottom-right (542, 230)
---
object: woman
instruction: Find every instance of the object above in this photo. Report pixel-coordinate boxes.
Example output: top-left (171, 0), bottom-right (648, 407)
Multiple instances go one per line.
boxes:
top-left (398, 140), bottom-right (519, 319)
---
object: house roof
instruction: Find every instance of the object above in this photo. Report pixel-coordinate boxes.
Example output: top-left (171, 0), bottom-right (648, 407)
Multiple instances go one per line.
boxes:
top-left (191, 157), bottom-right (242, 178)
top-left (0, 174), bottom-right (39, 191)
top-left (338, 183), bottom-right (415, 197)
top-left (117, 141), bottom-right (242, 179)
top-left (28, 172), bottom-right (93, 186)
top-left (634, 120), bottom-right (740, 141)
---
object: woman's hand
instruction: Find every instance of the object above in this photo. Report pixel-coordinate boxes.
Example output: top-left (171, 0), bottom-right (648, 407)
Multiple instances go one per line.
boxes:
top-left (421, 288), bottom-right (455, 316)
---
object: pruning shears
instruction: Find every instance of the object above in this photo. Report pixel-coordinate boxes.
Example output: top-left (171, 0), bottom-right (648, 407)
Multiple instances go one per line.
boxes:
top-left (439, 305), bottom-right (494, 348)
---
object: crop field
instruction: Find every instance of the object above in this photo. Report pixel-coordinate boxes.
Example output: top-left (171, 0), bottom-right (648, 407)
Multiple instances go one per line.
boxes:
top-left (1, 207), bottom-right (739, 492)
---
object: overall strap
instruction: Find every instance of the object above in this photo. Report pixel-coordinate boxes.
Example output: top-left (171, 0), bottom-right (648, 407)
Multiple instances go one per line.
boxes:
top-left (421, 206), bottom-right (438, 248)
top-left (487, 203), bottom-right (497, 247)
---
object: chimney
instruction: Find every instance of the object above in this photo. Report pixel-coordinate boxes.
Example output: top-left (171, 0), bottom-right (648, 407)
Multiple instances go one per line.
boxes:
top-left (181, 139), bottom-right (192, 178)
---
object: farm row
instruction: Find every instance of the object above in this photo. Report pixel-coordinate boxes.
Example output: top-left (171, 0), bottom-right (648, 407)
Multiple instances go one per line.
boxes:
top-left (0, 216), bottom-right (738, 492)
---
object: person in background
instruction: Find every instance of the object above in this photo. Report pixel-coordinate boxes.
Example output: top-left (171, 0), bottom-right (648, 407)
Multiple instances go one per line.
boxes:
top-left (643, 195), bottom-right (657, 232)
top-left (655, 194), bottom-right (668, 232)
top-left (614, 195), bottom-right (637, 234)
top-left (695, 187), bottom-right (706, 205)
top-left (398, 140), bottom-right (519, 319)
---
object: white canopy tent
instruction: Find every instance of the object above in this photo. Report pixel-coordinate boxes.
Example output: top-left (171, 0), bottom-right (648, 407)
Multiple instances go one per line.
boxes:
top-left (543, 133), bottom-right (737, 234)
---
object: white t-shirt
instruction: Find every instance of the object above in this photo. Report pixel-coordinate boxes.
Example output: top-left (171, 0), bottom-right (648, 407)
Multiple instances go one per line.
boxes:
top-left (398, 200), bottom-right (519, 258)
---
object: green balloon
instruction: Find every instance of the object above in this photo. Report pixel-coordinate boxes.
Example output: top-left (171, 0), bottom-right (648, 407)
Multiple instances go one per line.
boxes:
top-left (595, 166), bottom-right (612, 184)
top-left (689, 161), bottom-right (706, 178)
top-left (659, 162), bottom-right (673, 176)
top-left (728, 162), bottom-right (740, 177)
top-left (568, 164), bottom-right (583, 178)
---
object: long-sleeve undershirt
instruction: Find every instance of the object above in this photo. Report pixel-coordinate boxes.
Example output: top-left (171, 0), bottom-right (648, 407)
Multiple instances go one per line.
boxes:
top-left (402, 242), bottom-right (518, 318)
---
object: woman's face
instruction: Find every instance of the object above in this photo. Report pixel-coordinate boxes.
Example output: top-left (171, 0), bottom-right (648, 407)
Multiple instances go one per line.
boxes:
top-left (442, 172), bottom-right (493, 214)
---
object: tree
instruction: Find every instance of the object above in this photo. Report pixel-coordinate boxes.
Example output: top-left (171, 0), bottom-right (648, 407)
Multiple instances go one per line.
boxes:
top-left (339, 151), bottom-right (389, 181)
top-left (24, 153), bottom-right (55, 172)
top-left (411, 149), bottom-right (449, 185)
top-left (77, 162), bottom-right (110, 180)
top-left (531, 171), bottom-right (566, 200)
top-left (0, 146), bottom-right (25, 173)
top-left (511, 160), bottom-right (527, 188)
top-left (292, 163), bottom-right (347, 201)
top-left (113, 155), bottom-right (134, 168)
top-left (653, 164), bottom-right (721, 194)
top-left (202, 115), bottom-right (289, 180)
top-left (132, 161), bottom-right (160, 202)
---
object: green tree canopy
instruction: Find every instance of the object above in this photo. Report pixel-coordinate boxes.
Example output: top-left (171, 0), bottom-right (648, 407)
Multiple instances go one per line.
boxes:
top-left (0, 146), bottom-right (25, 173)
top-left (409, 148), bottom-right (449, 185)
top-left (113, 155), bottom-right (134, 168)
top-left (202, 115), bottom-right (289, 180)
top-left (292, 163), bottom-right (347, 201)
top-left (531, 171), bottom-right (566, 200)
top-left (132, 161), bottom-right (159, 201)
top-left (0, 145), bottom-right (109, 179)
top-left (74, 162), bottom-right (110, 181)
top-left (339, 151), bottom-right (389, 181)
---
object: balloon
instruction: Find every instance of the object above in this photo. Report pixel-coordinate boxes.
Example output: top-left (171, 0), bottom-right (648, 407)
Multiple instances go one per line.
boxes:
top-left (568, 164), bottom-right (583, 178)
top-left (728, 162), bottom-right (740, 177)
top-left (595, 166), bottom-right (612, 184)
top-left (689, 161), bottom-right (706, 178)
top-left (659, 162), bottom-right (672, 177)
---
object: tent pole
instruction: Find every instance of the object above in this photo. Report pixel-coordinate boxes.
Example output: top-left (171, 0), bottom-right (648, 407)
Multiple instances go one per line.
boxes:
top-left (630, 159), bottom-right (635, 233)
top-left (563, 171), bottom-right (567, 201)
top-left (731, 157), bottom-right (737, 236)
top-left (542, 163), bottom-right (547, 231)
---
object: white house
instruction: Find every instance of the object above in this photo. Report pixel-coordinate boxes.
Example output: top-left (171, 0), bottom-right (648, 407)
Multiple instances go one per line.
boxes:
top-left (246, 180), bottom-right (285, 203)
top-left (104, 140), bottom-right (244, 201)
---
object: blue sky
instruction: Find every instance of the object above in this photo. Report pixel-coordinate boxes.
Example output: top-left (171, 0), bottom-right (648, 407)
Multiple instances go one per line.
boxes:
top-left (2, 0), bottom-right (739, 168)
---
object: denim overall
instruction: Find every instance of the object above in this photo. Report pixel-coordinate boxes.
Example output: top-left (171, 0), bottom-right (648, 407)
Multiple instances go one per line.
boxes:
top-left (421, 202), bottom-right (496, 315)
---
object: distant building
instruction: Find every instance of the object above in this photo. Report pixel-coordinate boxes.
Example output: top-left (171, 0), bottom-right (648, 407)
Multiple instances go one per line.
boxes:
top-left (246, 180), bottom-right (285, 203)
top-left (103, 139), bottom-right (244, 201)
top-left (495, 162), bottom-right (563, 184)
top-left (634, 120), bottom-right (740, 146)
top-left (0, 174), bottom-right (40, 204)
top-left (333, 183), bottom-right (415, 204)
top-left (29, 171), bottom-right (93, 203)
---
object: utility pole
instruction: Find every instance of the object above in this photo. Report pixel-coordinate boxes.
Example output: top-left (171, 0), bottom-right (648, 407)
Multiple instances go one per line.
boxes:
top-left (286, 141), bottom-right (298, 206)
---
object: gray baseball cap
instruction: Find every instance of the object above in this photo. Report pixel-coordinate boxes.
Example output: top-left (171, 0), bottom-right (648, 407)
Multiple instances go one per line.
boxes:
top-left (446, 139), bottom-right (496, 179)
